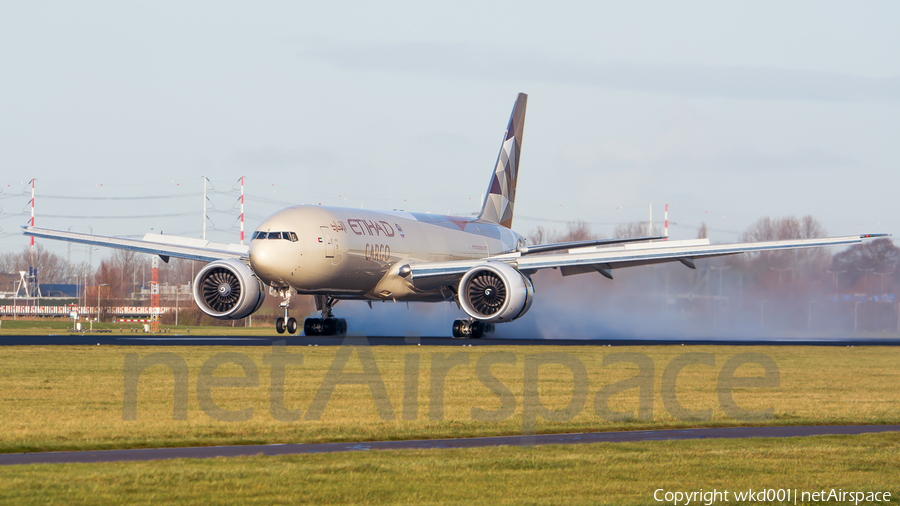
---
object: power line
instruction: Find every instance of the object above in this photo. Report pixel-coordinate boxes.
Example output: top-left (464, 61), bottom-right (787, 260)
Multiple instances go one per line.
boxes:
top-left (38, 212), bottom-right (195, 219)
top-left (37, 194), bottom-right (201, 201)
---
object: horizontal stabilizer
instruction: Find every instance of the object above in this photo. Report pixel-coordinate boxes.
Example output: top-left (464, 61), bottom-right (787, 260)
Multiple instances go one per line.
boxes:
top-left (520, 236), bottom-right (663, 255)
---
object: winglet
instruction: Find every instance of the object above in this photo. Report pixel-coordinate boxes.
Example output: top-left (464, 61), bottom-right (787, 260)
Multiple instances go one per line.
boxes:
top-left (478, 93), bottom-right (527, 229)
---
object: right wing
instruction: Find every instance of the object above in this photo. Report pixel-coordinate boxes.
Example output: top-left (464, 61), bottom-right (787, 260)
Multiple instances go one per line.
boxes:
top-left (23, 226), bottom-right (248, 263)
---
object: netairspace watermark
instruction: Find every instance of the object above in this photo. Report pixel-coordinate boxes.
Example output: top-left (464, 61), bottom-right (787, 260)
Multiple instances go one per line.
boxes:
top-left (653, 488), bottom-right (892, 505)
top-left (123, 337), bottom-right (782, 429)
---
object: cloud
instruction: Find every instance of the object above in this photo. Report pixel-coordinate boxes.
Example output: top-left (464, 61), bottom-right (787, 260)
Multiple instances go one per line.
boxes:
top-left (708, 148), bottom-right (856, 172)
top-left (564, 114), bottom-right (712, 167)
top-left (230, 146), bottom-right (338, 170)
top-left (567, 143), bottom-right (855, 174)
top-left (309, 42), bottom-right (900, 102)
top-left (560, 108), bottom-right (855, 175)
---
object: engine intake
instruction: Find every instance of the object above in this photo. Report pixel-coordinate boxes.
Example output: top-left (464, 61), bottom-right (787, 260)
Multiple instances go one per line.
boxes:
top-left (458, 262), bottom-right (533, 323)
top-left (193, 259), bottom-right (266, 319)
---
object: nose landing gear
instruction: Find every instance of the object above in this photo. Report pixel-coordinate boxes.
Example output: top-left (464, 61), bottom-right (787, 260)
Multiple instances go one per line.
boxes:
top-left (276, 316), bottom-right (298, 334)
top-left (452, 319), bottom-right (494, 339)
top-left (275, 289), bottom-right (298, 335)
top-left (304, 295), bottom-right (347, 336)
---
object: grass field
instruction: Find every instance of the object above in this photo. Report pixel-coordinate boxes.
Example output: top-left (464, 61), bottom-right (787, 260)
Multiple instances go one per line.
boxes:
top-left (0, 342), bottom-right (897, 453)
top-left (0, 319), bottom-right (273, 336)
top-left (1, 433), bottom-right (897, 505)
top-left (2, 321), bottom-right (898, 504)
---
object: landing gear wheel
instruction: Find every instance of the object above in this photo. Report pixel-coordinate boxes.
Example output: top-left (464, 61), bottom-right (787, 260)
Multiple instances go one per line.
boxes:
top-left (452, 319), bottom-right (493, 338)
top-left (304, 318), bottom-right (348, 336)
top-left (276, 288), bottom-right (294, 336)
top-left (305, 296), bottom-right (348, 336)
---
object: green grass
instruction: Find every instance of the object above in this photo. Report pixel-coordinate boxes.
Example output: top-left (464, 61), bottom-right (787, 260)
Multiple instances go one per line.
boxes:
top-left (1, 433), bottom-right (897, 505)
top-left (0, 344), bottom-right (897, 454)
top-left (0, 319), bottom-right (271, 335)
top-left (1, 334), bottom-right (897, 505)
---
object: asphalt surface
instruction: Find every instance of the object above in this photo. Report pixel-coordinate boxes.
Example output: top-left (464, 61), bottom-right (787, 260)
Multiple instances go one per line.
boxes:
top-left (3, 335), bottom-right (900, 346)
top-left (1, 425), bottom-right (897, 466)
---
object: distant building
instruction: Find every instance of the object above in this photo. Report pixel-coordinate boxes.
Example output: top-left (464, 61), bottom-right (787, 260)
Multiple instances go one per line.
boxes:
top-left (39, 284), bottom-right (80, 298)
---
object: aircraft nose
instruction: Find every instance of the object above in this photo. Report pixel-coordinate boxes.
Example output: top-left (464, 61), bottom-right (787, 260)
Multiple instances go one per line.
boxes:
top-left (249, 239), bottom-right (277, 283)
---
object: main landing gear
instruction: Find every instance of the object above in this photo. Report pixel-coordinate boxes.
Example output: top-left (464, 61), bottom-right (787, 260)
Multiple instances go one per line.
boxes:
top-left (275, 289), bottom-right (299, 335)
top-left (304, 295), bottom-right (347, 336)
top-left (452, 319), bottom-right (495, 339)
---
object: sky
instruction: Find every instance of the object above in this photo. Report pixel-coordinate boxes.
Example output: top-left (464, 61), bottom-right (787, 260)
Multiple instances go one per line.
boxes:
top-left (1, 1), bottom-right (898, 267)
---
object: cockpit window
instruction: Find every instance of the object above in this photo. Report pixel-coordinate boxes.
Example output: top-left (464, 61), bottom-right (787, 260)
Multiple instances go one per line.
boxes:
top-left (252, 231), bottom-right (299, 242)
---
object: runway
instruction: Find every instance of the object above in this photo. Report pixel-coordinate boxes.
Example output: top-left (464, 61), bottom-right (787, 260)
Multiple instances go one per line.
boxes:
top-left (2, 334), bottom-right (900, 346)
top-left (1, 425), bottom-right (896, 466)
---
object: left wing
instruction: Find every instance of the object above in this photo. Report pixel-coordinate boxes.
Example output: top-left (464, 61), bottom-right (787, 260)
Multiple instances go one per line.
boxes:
top-left (23, 226), bottom-right (248, 263)
top-left (403, 234), bottom-right (886, 283)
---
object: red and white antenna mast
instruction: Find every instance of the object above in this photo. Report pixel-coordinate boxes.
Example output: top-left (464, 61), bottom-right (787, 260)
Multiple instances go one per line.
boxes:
top-left (150, 255), bottom-right (159, 333)
top-left (30, 178), bottom-right (35, 259)
top-left (665, 203), bottom-right (668, 240)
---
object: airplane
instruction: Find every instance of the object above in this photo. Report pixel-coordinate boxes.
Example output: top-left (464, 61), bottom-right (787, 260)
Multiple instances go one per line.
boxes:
top-left (23, 93), bottom-right (886, 337)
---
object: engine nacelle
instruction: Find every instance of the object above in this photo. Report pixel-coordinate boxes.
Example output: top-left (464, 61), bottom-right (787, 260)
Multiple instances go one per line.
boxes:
top-left (193, 259), bottom-right (266, 319)
top-left (458, 262), bottom-right (534, 323)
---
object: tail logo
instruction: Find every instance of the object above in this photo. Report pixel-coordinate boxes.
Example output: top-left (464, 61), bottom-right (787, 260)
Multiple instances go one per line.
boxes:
top-left (480, 93), bottom-right (527, 229)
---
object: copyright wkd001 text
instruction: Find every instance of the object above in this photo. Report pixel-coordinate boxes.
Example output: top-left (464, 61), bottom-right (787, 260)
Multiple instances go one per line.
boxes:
top-left (122, 337), bottom-right (781, 427)
top-left (654, 488), bottom-right (892, 505)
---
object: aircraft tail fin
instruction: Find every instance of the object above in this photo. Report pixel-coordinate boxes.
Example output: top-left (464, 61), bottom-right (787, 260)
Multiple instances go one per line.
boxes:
top-left (478, 93), bottom-right (527, 229)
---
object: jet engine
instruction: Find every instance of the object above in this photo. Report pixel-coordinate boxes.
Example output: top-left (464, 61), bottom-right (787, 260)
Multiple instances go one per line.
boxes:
top-left (458, 262), bottom-right (534, 323)
top-left (193, 259), bottom-right (266, 319)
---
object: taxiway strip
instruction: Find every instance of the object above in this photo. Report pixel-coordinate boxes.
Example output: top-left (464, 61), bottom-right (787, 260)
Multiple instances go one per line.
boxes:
top-left (1, 425), bottom-right (897, 466)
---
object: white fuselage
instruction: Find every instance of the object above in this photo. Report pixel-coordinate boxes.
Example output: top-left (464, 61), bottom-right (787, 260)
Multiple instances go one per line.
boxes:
top-left (248, 205), bottom-right (523, 301)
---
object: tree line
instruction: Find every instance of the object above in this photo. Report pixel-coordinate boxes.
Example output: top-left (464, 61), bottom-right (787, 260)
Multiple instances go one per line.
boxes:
top-left (0, 244), bottom-right (197, 299)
